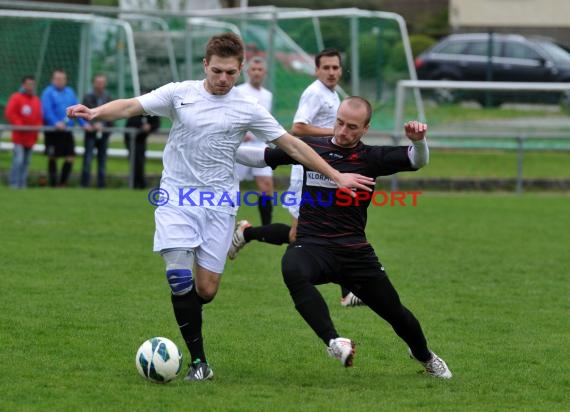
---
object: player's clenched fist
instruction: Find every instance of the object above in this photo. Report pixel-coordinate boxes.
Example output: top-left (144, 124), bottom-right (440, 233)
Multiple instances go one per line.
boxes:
top-left (404, 120), bottom-right (427, 141)
top-left (66, 104), bottom-right (94, 121)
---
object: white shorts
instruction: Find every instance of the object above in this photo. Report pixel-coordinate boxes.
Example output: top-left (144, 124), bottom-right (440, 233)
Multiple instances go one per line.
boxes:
top-left (153, 204), bottom-right (235, 274)
top-left (283, 164), bottom-right (304, 219)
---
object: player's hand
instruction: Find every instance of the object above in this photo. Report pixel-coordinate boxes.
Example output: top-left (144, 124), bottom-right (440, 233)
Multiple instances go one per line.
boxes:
top-left (404, 121), bottom-right (427, 141)
top-left (66, 104), bottom-right (95, 121)
top-left (288, 226), bottom-right (297, 244)
top-left (334, 173), bottom-right (374, 196)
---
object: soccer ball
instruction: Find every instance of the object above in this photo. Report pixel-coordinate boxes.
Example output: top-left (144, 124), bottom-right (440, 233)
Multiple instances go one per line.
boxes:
top-left (135, 337), bottom-right (182, 383)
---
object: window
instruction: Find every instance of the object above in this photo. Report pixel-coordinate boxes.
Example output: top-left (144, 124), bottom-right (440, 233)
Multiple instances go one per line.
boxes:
top-left (437, 40), bottom-right (469, 55)
top-left (537, 41), bottom-right (570, 64)
top-left (503, 42), bottom-right (542, 60)
top-left (465, 40), bottom-right (502, 57)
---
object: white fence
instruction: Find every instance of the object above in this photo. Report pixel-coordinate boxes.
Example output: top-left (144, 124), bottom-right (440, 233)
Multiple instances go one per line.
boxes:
top-left (393, 79), bottom-right (570, 134)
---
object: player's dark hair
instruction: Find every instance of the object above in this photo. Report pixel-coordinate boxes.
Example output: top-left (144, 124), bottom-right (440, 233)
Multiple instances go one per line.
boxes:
top-left (205, 32), bottom-right (245, 65)
top-left (21, 75), bottom-right (35, 83)
top-left (315, 48), bottom-right (342, 68)
top-left (247, 56), bottom-right (266, 68)
top-left (344, 96), bottom-right (372, 125)
top-left (92, 73), bottom-right (106, 82)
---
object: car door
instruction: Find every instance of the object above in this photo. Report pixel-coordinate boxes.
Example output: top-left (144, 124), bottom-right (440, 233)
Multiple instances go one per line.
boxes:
top-left (461, 39), bottom-right (503, 81)
top-left (495, 41), bottom-right (552, 82)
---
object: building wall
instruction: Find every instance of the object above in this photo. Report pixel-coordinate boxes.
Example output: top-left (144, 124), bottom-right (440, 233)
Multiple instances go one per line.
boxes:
top-left (450, 0), bottom-right (570, 27)
top-left (450, 0), bottom-right (570, 47)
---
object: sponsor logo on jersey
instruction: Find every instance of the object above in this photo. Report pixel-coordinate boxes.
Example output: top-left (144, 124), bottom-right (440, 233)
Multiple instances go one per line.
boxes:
top-left (306, 171), bottom-right (338, 188)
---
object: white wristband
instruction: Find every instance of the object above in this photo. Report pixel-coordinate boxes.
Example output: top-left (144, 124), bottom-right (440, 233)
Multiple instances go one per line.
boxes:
top-left (408, 138), bottom-right (429, 168)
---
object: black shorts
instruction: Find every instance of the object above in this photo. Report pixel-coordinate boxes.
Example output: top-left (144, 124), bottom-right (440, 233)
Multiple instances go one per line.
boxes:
top-left (283, 241), bottom-right (387, 285)
top-left (45, 131), bottom-right (75, 157)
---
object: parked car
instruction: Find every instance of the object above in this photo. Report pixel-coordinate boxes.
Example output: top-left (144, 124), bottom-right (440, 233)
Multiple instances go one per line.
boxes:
top-left (414, 33), bottom-right (570, 106)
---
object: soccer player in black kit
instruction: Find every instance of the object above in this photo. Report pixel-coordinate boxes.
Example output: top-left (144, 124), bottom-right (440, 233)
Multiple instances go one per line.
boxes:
top-left (235, 96), bottom-right (452, 378)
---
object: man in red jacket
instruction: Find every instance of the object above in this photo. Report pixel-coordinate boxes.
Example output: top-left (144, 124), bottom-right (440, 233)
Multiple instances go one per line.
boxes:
top-left (5, 75), bottom-right (43, 188)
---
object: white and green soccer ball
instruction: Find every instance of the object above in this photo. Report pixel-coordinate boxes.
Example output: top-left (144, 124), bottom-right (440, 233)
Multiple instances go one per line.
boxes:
top-left (135, 337), bottom-right (182, 383)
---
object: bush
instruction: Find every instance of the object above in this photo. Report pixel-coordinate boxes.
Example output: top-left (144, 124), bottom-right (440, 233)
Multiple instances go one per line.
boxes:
top-left (388, 34), bottom-right (436, 72)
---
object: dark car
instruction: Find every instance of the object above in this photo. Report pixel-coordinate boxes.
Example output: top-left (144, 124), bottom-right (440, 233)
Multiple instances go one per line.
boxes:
top-left (414, 33), bottom-right (570, 106)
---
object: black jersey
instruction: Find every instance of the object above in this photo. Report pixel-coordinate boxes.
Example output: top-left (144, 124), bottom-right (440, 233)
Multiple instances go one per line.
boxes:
top-left (265, 137), bottom-right (417, 248)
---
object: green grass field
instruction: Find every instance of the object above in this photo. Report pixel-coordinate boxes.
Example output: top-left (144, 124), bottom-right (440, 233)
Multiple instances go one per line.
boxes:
top-left (1, 189), bottom-right (568, 411)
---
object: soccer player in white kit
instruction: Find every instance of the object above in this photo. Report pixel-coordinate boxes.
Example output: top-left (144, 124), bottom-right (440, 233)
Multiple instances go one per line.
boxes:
top-left (235, 56), bottom-right (275, 225)
top-left (66, 33), bottom-right (373, 381)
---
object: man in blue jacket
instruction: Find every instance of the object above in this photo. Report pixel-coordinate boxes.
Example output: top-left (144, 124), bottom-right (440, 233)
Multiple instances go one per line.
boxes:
top-left (41, 69), bottom-right (88, 187)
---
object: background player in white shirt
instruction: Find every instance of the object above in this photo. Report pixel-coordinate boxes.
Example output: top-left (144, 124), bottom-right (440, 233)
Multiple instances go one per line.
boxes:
top-left (235, 56), bottom-right (275, 225)
top-left (67, 33), bottom-right (373, 382)
top-left (289, 48), bottom-right (342, 240)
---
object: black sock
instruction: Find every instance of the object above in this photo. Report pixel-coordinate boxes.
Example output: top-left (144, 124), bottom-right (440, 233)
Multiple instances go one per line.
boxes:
top-left (244, 223), bottom-right (290, 245)
top-left (48, 159), bottom-right (57, 187)
top-left (258, 195), bottom-right (273, 225)
top-left (171, 289), bottom-right (206, 364)
top-left (60, 161), bottom-right (73, 185)
top-left (294, 288), bottom-right (338, 345)
top-left (351, 276), bottom-right (432, 362)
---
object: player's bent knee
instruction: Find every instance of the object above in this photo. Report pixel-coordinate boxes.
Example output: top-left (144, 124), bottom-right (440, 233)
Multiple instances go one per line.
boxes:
top-left (166, 268), bottom-right (193, 296)
top-left (161, 248), bottom-right (195, 296)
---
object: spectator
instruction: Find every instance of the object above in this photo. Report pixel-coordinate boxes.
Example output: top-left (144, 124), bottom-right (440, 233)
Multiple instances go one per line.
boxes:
top-left (5, 75), bottom-right (43, 188)
top-left (41, 68), bottom-right (88, 187)
top-left (124, 114), bottom-right (160, 189)
top-left (80, 74), bottom-right (113, 188)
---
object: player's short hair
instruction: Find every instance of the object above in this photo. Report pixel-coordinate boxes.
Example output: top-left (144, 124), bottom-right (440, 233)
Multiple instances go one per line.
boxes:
top-left (205, 32), bottom-right (245, 65)
top-left (247, 56), bottom-right (266, 68)
top-left (92, 73), bottom-right (107, 82)
top-left (315, 48), bottom-right (342, 68)
top-left (343, 96), bottom-right (372, 125)
top-left (21, 75), bottom-right (35, 83)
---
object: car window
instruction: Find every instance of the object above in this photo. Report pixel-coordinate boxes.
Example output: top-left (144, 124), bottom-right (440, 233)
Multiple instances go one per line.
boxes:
top-left (503, 42), bottom-right (542, 60)
top-left (436, 40), bottom-right (470, 54)
top-left (536, 41), bottom-right (570, 64)
top-left (464, 40), bottom-right (502, 57)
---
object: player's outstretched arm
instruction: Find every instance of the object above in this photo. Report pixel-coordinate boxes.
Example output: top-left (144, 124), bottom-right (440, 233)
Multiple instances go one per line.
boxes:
top-left (291, 122), bottom-right (334, 137)
top-left (67, 98), bottom-right (144, 122)
top-left (273, 133), bottom-right (374, 192)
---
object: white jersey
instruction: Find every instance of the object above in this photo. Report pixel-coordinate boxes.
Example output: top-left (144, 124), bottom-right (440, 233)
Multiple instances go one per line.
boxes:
top-left (236, 82), bottom-right (272, 111)
top-left (290, 79), bottom-right (341, 182)
top-left (235, 82), bottom-right (273, 144)
top-left (293, 79), bottom-right (340, 129)
top-left (137, 80), bottom-right (286, 215)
